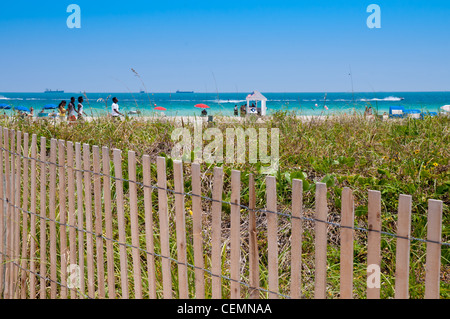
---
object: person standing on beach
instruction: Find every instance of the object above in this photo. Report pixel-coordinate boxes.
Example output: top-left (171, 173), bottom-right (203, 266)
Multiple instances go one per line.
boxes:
top-left (58, 100), bottom-right (67, 121)
top-left (111, 97), bottom-right (124, 118)
top-left (234, 105), bottom-right (238, 116)
top-left (67, 97), bottom-right (77, 122)
top-left (77, 96), bottom-right (85, 120)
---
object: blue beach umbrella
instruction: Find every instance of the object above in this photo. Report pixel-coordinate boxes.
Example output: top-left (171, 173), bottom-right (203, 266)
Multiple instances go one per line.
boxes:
top-left (0, 103), bottom-right (11, 109)
top-left (14, 105), bottom-right (31, 112)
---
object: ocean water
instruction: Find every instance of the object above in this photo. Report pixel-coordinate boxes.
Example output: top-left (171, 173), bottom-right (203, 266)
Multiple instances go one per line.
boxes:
top-left (0, 91), bottom-right (448, 117)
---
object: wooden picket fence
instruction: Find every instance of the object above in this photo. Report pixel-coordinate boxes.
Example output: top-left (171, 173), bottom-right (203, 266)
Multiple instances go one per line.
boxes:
top-left (0, 126), bottom-right (445, 299)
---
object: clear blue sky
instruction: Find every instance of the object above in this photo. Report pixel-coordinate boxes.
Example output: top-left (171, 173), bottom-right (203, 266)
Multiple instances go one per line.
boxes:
top-left (0, 0), bottom-right (449, 93)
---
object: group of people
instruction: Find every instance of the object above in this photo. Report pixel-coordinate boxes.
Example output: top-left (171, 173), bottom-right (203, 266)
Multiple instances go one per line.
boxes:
top-left (56, 96), bottom-right (86, 121)
top-left (234, 103), bottom-right (260, 117)
top-left (56, 96), bottom-right (124, 121)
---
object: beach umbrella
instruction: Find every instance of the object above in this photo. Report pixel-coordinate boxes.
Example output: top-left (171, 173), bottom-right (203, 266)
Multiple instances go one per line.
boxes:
top-left (154, 106), bottom-right (167, 111)
top-left (441, 105), bottom-right (450, 112)
top-left (195, 104), bottom-right (210, 109)
top-left (0, 104), bottom-right (11, 109)
top-left (14, 105), bottom-right (31, 112)
top-left (43, 104), bottom-right (58, 109)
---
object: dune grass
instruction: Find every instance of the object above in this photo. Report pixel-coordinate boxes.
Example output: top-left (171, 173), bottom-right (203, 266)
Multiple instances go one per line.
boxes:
top-left (1, 112), bottom-right (448, 299)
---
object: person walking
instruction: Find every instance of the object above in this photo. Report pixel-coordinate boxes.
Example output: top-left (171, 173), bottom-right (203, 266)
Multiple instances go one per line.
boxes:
top-left (77, 96), bottom-right (85, 120)
top-left (67, 97), bottom-right (77, 122)
top-left (111, 97), bottom-right (124, 119)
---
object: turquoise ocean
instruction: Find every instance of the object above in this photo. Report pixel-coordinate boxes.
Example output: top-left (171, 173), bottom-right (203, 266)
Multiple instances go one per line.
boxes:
top-left (0, 91), bottom-right (449, 117)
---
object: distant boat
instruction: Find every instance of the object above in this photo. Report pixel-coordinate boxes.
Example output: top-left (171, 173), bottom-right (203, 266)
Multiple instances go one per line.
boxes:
top-left (176, 90), bottom-right (194, 94)
top-left (45, 89), bottom-right (64, 93)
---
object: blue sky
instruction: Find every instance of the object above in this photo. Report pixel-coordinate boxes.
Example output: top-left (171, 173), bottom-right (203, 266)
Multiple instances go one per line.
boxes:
top-left (0, 0), bottom-right (449, 93)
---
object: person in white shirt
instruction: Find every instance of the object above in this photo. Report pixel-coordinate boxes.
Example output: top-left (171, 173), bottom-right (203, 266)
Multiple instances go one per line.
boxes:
top-left (77, 96), bottom-right (85, 120)
top-left (111, 97), bottom-right (124, 118)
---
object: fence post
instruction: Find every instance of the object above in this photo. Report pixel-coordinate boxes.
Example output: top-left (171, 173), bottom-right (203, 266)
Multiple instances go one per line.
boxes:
top-left (248, 174), bottom-right (259, 299)
top-left (191, 163), bottom-right (205, 299)
top-left (211, 166), bottom-right (224, 299)
top-left (290, 179), bottom-right (303, 299)
top-left (128, 151), bottom-right (142, 299)
top-left (424, 199), bottom-right (443, 299)
top-left (367, 190), bottom-right (381, 299)
top-left (113, 148), bottom-right (129, 299)
top-left (157, 156), bottom-right (172, 299)
top-left (340, 187), bottom-right (354, 299)
top-left (230, 170), bottom-right (241, 299)
top-left (142, 155), bottom-right (156, 299)
top-left (394, 194), bottom-right (412, 299)
top-left (266, 175), bottom-right (278, 299)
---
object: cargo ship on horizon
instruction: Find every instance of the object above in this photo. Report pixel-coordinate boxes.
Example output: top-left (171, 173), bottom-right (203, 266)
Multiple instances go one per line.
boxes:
top-left (44, 89), bottom-right (64, 93)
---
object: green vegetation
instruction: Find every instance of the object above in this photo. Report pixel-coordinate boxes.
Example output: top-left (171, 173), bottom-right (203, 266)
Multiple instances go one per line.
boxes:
top-left (2, 112), bottom-right (448, 299)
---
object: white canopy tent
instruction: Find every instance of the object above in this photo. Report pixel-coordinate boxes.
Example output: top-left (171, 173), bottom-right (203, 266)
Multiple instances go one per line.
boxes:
top-left (246, 91), bottom-right (268, 116)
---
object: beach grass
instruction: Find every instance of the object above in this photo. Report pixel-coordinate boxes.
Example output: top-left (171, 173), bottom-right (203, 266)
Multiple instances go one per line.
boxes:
top-left (1, 112), bottom-right (448, 299)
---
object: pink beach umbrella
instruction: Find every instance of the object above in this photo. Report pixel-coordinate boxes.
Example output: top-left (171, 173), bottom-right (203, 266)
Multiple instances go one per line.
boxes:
top-left (154, 106), bottom-right (167, 111)
top-left (195, 104), bottom-right (210, 109)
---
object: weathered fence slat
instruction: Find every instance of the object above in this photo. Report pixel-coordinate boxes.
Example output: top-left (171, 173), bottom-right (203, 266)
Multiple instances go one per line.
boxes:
top-left (211, 166), bottom-right (224, 299)
top-left (174, 160), bottom-right (188, 299)
top-left (9, 130), bottom-right (16, 299)
top-left (58, 140), bottom-right (68, 299)
top-left (19, 133), bottom-right (29, 299)
top-left (248, 173), bottom-right (259, 299)
top-left (128, 151), bottom-right (142, 299)
top-left (13, 131), bottom-right (21, 299)
top-left (367, 190), bottom-right (382, 299)
top-left (93, 146), bottom-right (105, 299)
top-left (266, 175), bottom-right (278, 299)
top-left (290, 179), bottom-right (303, 299)
top-left (49, 139), bottom-right (58, 299)
top-left (314, 182), bottom-right (328, 299)
top-left (39, 136), bottom-right (47, 299)
top-left (340, 187), bottom-right (354, 299)
top-left (66, 141), bottom-right (77, 299)
top-left (0, 129), bottom-right (5, 297)
top-left (395, 194), bottom-right (412, 299)
top-left (102, 146), bottom-right (116, 299)
top-left (191, 162), bottom-right (205, 299)
top-left (83, 144), bottom-right (95, 299)
top-left (142, 155), bottom-right (156, 299)
top-left (3, 129), bottom-right (11, 299)
top-left (29, 134), bottom-right (37, 299)
top-left (230, 170), bottom-right (241, 299)
top-left (424, 199), bottom-right (443, 299)
top-left (157, 156), bottom-right (172, 299)
top-left (113, 148), bottom-right (129, 299)
top-left (75, 142), bottom-right (85, 297)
